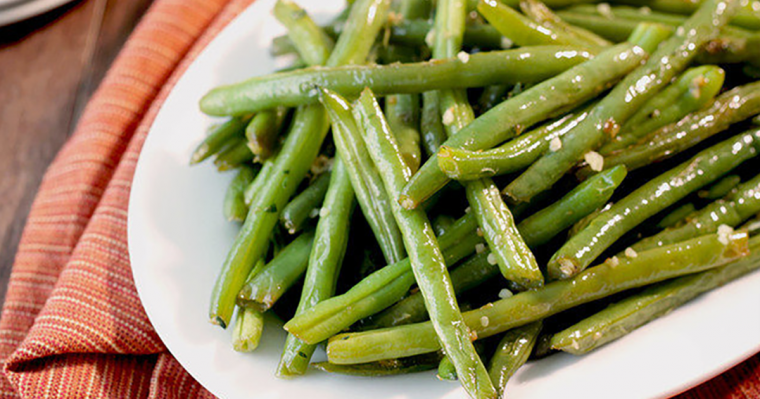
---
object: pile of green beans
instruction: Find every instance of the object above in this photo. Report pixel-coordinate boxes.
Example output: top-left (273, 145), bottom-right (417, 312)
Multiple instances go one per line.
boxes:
top-left (191, 0), bottom-right (760, 397)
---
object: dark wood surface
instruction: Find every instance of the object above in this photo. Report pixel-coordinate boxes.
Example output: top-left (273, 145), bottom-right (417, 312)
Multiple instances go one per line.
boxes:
top-left (0, 0), bottom-right (152, 307)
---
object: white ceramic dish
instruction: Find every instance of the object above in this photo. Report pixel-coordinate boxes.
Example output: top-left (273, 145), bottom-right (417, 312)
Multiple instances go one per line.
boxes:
top-left (0, 0), bottom-right (74, 27)
top-left (128, 1), bottom-right (760, 398)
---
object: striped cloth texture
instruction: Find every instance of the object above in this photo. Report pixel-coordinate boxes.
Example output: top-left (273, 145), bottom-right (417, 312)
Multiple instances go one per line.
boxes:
top-left (0, 0), bottom-right (758, 397)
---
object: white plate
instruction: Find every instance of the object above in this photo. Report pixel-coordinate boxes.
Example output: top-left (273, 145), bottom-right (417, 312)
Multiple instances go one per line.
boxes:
top-left (0, 0), bottom-right (74, 27)
top-left (127, 1), bottom-right (760, 398)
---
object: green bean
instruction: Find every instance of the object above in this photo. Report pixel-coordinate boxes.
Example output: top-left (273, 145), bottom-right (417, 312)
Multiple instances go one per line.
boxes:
top-left (400, 39), bottom-right (650, 208)
top-left (478, 0), bottom-right (598, 49)
top-left (612, 0), bottom-right (760, 30)
top-left (438, 341), bottom-right (489, 381)
top-left (548, 130), bottom-right (760, 280)
top-left (437, 0), bottom-right (543, 290)
top-left (313, 352), bottom-right (443, 376)
top-left (556, 10), bottom-right (760, 65)
top-left (466, 179), bottom-right (544, 289)
top-left (585, 82), bottom-right (760, 175)
top-left (518, 165), bottom-right (627, 247)
top-left (280, 171), bottom-right (331, 234)
top-left (284, 213), bottom-right (483, 344)
top-left (565, 4), bottom-right (756, 35)
top-left (214, 138), bottom-right (253, 171)
top-left (325, 231), bottom-right (749, 363)
top-left (437, 102), bottom-right (594, 181)
top-left (232, 306), bottom-right (264, 352)
top-left (237, 232), bottom-right (314, 312)
top-left (366, 168), bottom-right (626, 329)
top-left (551, 236), bottom-right (760, 355)
top-left (505, 0), bottom-right (736, 203)
top-left (420, 91), bottom-right (448, 158)
top-left (276, 0), bottom-right (392, 375)
top-left (278, 161), bottom-right (355, 377)
top-left (657, 203), bottom-right (696, 229)
top-left (633, 173), bottom-right (760, 252)
top-left (437, 355), bottom-right (459, 381)
top-left (319, 88), bottom-right (406, 263)
top-left (365, 252), bottom-right (498, 329)
top-left (386, 94), bottom-right (422, 171)
top-left (243, 159), bottom-right (275, 206)
top-left (488, 321), bottom-right (542, 393)
top-left (354, 88), bottom-right (497, 399)
top-left (506, 0), bottom-right (738, 203)
top-left (274, 0), bottom-right (335, 66)
top-left (209, 0), bottom-right (387, 327)
top-left (399, 0), bottom-right (433, 19)
top-left (200, 46), bottom-right (593, 116)
top-left (191, 117), bottom-right (248, 165)
top-left (224, 166), bottom-right (257, 222)
top-left (520, 0), bottom-right (612, 48)
top-left (700, 174), bottom-right (742, 200)
top-left (477, 85), bottom-right (510, 114)
top-left (245, 107), bottom-right (288, 160)
top-left (432, 214), bottom-right (457, 236)
top-left (599, 65), bottom-right (726, 155)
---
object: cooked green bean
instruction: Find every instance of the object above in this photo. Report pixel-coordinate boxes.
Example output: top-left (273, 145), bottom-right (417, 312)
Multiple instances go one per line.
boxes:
top-left (584, 81), bottom-right (760, 175)
top-left (437, 355), bottom-right (459, 381)
top-left (232, 306), bottom-right (264, 352)
top-left (556, 10), bottom-right (760, 65)
top-left (325, 231), bottom-right (749, 363)
top-left (466, 179), bottom-right (544, 289)
top-left (200, 46), bottom-right (593, 116)
top-left (313, 352), bottom-right (443, 376)
top-left (366, 167), bottom-right (626, 329)
top-left (518, 165), bottom-right (627, 247)
top-left (432, 214), bottom-right (457, 236)
top-left (520, 0), bottom-right (612, 49)
top-left (477, 85), bottom-right (510, 114)
top-left (237, 232), bottom-right (314, 311)
top-left (657, 203), bottom-right (696, 229)
top-left (599, 65), bottom-right (726, 154)
top-left (548, 130), bottom-right (760, 280)
top-left (243, 159), bottom-right (275, 206)
top-left (319, 88), bottom-right (406, 263)
top-left (437, 102), bottom-right (594, 181)
top-left (700, 174), bottom-right (742, 200)
top-left (354, 88), bottom-right (497, 399)
top-left (284, 213), bottom-right (483, 344)
top-left (505, 0), bottom-right (736, 203)
top-left (245, 107), bottom-right (288, 160)
top-left (400, 39), bottom-right (650, 208)
top-left (209, 0), bottom-right (386, 327)
top-left (436, 0), bottom-right (543, 290)
top-left (386, 94), bottom-right (422, 171)
top-left (488, 321), bottom-right (542, 393)
top-left (478, 0), bottom-right (597, 49)
top-left (278, 160), bottom-right (356, 377)
top-left (275, 0), bottom-right (391, 375)
top-left (191, 117), bottom-right (248, 165)
top-left (551, 236), bottom-right (760, 355)
top-left (633, 173), bottom-right (760, 252)
top-left (224, 166), bottom-right (257, 222)
top-left (280, 171), bottom-right (331, 234)
top-left (214, 138), bottom-right (253, 171)
top-left (611, 0), bottom-right (760, 30)
top-left (420, 91), bottom-right (448, 158)
top-left (274, 0), bottom-right (335, 66)
top-left (364, 252), bottom-right (498, 329)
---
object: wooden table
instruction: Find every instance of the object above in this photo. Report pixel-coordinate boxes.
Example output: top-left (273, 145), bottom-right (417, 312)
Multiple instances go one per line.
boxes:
top-left (0, 0), bottom-right (151, 305)
top-left (0, 1), bottom-right (756, 398)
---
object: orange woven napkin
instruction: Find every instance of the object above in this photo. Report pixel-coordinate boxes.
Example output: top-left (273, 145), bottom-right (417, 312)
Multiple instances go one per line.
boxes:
top-left (0, 0), bottom-right (757, 397)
